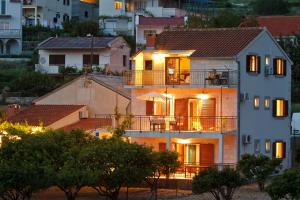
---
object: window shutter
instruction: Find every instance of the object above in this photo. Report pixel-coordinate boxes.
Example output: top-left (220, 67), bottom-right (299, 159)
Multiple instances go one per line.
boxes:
top-left (146, 101), bottom-right (154, 116)
top-left (283, 60), bottom-right (287, 76)
top-left (257, 56), bottom-right (261, 73)
top-left (246, 55), bottom-right (251, 72)
top-left (273, 59), bottom-right (277, 75)
top-left (272, 142), bottom-right (276, 158)
top-left (272, 100), bottom-right (276, 117)
top-left (282, 142), bottom-right (286, 159)
top-left (284, 100), bottom-right (289, 117)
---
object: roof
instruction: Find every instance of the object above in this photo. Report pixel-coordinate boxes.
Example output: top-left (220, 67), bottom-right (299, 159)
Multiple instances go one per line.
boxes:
top-left (63, 118), bottom-right (112, 131)
top-left (7, 105), bottom-right (85, 126)
top-left (257, 16), bottom-right (300, 36)
top-left (155, 27), bottom-right (264, 57)
top-left (38, 37), bottom-right (117, 50)
top-left (139, 16), bottom-right (185, 26)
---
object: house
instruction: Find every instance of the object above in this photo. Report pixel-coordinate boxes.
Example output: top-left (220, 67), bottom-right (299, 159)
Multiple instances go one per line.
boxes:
top-left (0, 0), bottom-right (22, 55)
top-left (135, 15), bottom-right (185, 46)
top-left (36, 36), bottom-right (131, 74)
top-left (71, 0), bottom-right (98, 22)
top-left (7, 74), bottom-right (130, 133)
top-left (99, 0), bottom-right (186, 36)
top-left (122, 27), bottom-right (292, 177)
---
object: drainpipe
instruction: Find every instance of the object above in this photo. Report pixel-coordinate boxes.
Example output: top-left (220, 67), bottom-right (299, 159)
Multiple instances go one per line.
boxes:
top-left (235, 58), bottom-right (241, 162)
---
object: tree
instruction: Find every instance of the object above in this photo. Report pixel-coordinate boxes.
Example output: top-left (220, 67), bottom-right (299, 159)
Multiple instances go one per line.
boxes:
top-left (85, 138), bottom-right (154, 200)
top-left (239, 16), bottom-right (258, 28)
top-left (192, 167), bottom-right (243, 200)
top-left (251, 0), bottom-right (290, 15)
top-left (63, 19), bottom-right (100, 37)
top-left (212, 10), bottom-right (243, 28)
top-left (237, 154), bottom-right (282, 191)
top-left (266, 169), bottom-right (300, 200)
top-left (145, 151), bottom-right (180, 200)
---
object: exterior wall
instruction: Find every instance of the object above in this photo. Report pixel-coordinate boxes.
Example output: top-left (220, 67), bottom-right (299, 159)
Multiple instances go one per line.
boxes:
top-left (71, 0), bottom-right (98, 21)
top-left (48, 106), bottom-right (87, 129)
top-left (238, 31), bottom-right (292, 168)
top-left (0, 0), bottom-right (22, 55)
top-left (109, 37), bottom-right (131, 72)
top-left (136, 25), bottom-right (164, 45)
top-left (35, 77), bottom-right (131, 116)
top-left (224, 134), bottom-right (238, 164)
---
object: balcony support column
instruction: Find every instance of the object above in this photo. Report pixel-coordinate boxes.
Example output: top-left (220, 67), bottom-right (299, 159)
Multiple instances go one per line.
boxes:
top-left (34, 7), bottom-right (38, 26)
top-left (218, 134), bottom-right (224, 165)
top-left (166, 133), bottom-right (171, 150)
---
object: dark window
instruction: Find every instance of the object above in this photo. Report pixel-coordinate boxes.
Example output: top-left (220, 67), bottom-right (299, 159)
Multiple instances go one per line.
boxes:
top-left (84, 11), bottom-right (89, 18)
top-left (272, 99), bottom-right (288, 117)
top-left (83, 55), bottom-right (99, 66)
top-left (49, 55), bottom-right (65, 65)
top-left (146, 101), bottom-right (154, 116)
top-left (145, 60), bottom-right (152, 70)
top-left (246, 55), bottom-right (261, 73)
top-left (123, 55), bottom-right (127, 67)
top-left (1, 0), bottom-right (6, 15)
top-left (273, 58), bottom-right (287, 76)
top-left (272, 141), bottom-right (286, 159)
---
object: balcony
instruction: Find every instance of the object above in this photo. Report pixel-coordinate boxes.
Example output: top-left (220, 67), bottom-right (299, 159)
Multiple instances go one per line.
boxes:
top-left (123, 69), bottom-right (238, 88)
top-left (23, 0), bottom-right (37, 6)
top-left (0, 29), bottom-right (21, 38)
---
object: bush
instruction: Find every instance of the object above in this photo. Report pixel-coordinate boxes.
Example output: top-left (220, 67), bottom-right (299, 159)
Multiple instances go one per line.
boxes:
top-left (251, 0), bottom-right (290, 15)
top-left (266, 169), bottom-right (300, 200)
top-left (192, 167), bottom-right (244, 200)
top-left (237, 154), bottom-right (282, 191)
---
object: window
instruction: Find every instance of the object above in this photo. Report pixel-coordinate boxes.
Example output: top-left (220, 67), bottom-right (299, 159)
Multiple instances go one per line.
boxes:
top-left (1, 0), bottom-right (6, 15)
top-left (254, 139), bottom-right (260, 153)
top-left (84, 11), bottom-right (88, 18)
top-left (265, 56), bottom-right (270, 66)
top-left (253, 96), bottom-right (260, 109)
top-left (273, 99), bottom-right (288, 117)
top-left (264, 97), bottom-right (270, 109)
top-left (145, 60), bottom-right (152, 70)
top-left (49, 55), bottom-right (65, 65)
top-left (115, 1), bottom-right (122, 10)
top-left (273, 58), bottom-right (286, 76)
top-left (123, 55), bottom-right (127, 67)
top-left (144, 30), bottom-right (157, 38)
top-left (265, 139), bottom-right (271, 153)
top-left (83, 55), bottom-right (99, 66)
top-left (273, 141), bottom-right (286, 159)
top-left (0, 21), bottom-right (9, 29)
top-left (246, 55), bottom-right (261, 73)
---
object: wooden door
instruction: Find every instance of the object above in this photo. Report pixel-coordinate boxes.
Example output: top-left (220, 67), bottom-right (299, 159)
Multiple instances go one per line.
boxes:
top-left (201, 98), bottom-right (216, 131)
top-left (175, 98), bottom-right (188, 130)
top-left (200, 144), bottom-right (214, 166)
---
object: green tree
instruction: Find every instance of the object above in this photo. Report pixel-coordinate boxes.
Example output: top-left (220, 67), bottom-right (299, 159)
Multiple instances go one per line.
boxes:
top-left (212, 10), bottom-right (243, 28)
top-left (63, 19), bottom-right (100, 37)
top-left (192, 167), bottom-right (243, 200)
top-left (145, 150), bottom-right (180, 200)
top-left (237, 154), bottom-right (282, 191)
top-left (251, 0), bottom-right (290, 15)
top-left (266, 169), bottom-right (300, 200)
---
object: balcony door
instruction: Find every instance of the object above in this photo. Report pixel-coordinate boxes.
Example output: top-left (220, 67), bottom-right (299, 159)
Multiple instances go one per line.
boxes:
top-left (165, 57), bottom-right (180, 85)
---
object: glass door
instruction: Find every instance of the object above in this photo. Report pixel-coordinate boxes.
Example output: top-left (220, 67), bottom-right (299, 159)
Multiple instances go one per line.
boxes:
top-left (165, 57), bottom-right (180, 85)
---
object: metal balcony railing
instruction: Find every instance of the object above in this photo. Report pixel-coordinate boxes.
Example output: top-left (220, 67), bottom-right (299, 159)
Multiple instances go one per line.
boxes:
top-left (0, 29), bottom-right (21, 38)
top-left (123, 69), bottom-right (238, 87)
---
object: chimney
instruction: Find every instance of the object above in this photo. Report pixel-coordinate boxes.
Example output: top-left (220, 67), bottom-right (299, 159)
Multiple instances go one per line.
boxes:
top-left (146, 34), bottom-right (157, 49)
top-left (6, 104), bottom-right (21, 119)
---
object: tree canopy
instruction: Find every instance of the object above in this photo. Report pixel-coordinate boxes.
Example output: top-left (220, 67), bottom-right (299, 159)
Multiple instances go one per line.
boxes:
top-left (251, 0), bottom-right (290, 15)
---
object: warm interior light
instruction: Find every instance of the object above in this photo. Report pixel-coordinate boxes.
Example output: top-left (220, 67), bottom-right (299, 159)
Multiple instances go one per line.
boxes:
top-left (197, 93), bottom-right (209, 100)
top-left (177, 139), bottom-right (190, 144)
top-left (276, 142), bottom-right (283, 158)
top-left (276, 100), bottom-right (284, 116)
top-left (152, 53), bottom-right (167, 61)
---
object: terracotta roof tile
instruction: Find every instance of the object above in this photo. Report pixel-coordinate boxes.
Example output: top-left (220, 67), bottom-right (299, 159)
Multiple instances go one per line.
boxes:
top-left (63, 118), bottom-right (112, 132)
top-left (7, 105), bottom-right (85, 126)
top-left (139, 16), bottom-right (185, 26)
top-left (155, 28), bottom-right (264, 57)
top-left (258, 16), bottom-right (300, 36)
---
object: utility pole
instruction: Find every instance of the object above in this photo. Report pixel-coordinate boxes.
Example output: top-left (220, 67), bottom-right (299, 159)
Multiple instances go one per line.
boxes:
top-left (86, 33), bottom-right (94, 75)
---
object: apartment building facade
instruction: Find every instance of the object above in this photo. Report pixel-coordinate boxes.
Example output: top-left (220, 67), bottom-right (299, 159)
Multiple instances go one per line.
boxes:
top-left (0, 0), bottom-right (22, 55)
top-left (122, 28), bottom-right (292, 177)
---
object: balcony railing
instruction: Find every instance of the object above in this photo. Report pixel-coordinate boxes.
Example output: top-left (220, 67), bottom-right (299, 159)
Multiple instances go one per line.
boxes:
top-left (123, 69), bottom-right (238, 87)
top-left (0, 29), bottom-right (21, 38)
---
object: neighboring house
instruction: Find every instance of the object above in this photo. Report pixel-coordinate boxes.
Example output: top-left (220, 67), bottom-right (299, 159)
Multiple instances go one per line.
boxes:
top-left (71, 0), bottom-right (98, 22)
top-left (122, 27), bottom-right (292, 177)
top-left (0, 0), bottom-right (22, 55)
top-left (7, 74), bottom-right (130, 132)
top-left (135, 15), bottom-right (185, 46)
top-left (36, 36), bottom-right (131, 74)
top-left (99, 0), bottom-right (185, 36)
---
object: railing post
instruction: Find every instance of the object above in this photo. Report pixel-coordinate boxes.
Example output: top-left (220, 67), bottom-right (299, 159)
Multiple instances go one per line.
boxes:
top-left (178, 116), bottom-right (181, 133)
top-left (139, 116), bottom-right (142, 133)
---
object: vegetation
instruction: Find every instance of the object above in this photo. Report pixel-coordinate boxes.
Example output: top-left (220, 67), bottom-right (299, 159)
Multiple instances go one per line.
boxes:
top-left (63, 19), bottom-right (100, 37)
top-left (266, 169), bottom-right (300, 200)
top-left (237, 154), bottom-right (282, 191)
top-left (192, 167), bottom-right (244, 200)
top-left (250, 0), bottom-right (290, 15)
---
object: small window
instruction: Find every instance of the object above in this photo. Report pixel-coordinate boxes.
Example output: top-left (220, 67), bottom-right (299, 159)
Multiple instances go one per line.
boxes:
top-left (273, 141), bottom-right (286, 159)
top-left (253, 96), bottom-right (260, 109)
top-left (265, 139), bottom-right (271, 153)
top-left (123, 55), bottom-right (127, 67)
top-left (246, 55), bottom-right (261, 73)
top-left (145, 60), bottom-right (153, 70)
top-left (273, 99), bottom-right (288, 117)
top-left (84, 11), bottom-right (89, 18)
top-left (264, 97), bottom-right (270, 109)
top-left (265, 56), bottom-right (270, 66)
top-left (273, 58), bottom-right (286, 76)
top-left (83, 55), bottom-right (99, 66)
top-left (115, 1), bottom-right (122, 10)
top-left (49, 55), bottom-right (65, 65)
top-left (254, 139), bottom-right (260, 153)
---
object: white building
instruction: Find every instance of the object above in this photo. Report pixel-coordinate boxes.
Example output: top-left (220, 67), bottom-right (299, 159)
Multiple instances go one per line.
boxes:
top-left (36, 36), bottom-right (131, 74)
top-left (0, 0), bottom-right (22, 55)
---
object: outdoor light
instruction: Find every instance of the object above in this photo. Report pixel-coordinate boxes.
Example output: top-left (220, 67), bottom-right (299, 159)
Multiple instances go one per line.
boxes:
top-left (177, 139), bottom-right (190, 144)
top-left (152, 53), bottom-right (167, 61)
top-left (197, 92), bottom-right (209, 100)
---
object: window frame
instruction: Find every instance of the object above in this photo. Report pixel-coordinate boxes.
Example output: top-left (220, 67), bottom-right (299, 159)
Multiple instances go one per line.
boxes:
top-left (83, 54), bottom-right (99, 66)
top-left (253, 96), bottom-right (260, 109)
top-left (272, 98), bottom-right (288, 118)
top-left (265, 139), bottom-right (271, 153)
top-left (144, 60), bottom-right (153, 70)
top-left (254, 139), bottom-right (260, 154)
top-left (273, 57), bottom-right (287, 77)
top-left (272, 141), bottom-right (286, 159)
top-left (123, 55), bottom-right (127, 67)
top-left (246, 54), bottom-right (261, 74)
top-left (265, 55), bottom-right (271, 66)
top-left (114, 1), bottom-right (122, 10)
top-left (49, 54), bottom-right (65, 66)
top-left (264, 96), bottom-right (270, 110)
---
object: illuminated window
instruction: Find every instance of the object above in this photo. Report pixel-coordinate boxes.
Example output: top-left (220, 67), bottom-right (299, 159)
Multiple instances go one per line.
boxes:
top-left (273, 141), bottom-right (286, 159)
top-left (273, 99), bottom-right (288, 117)
top-left (265, 139), bottom-right (271, 153)
top-left (115, 1), bottom-right (122, 10)
top-left (273, 58), bottom-right (286, 76)
top-left (265, 56), bottom-right (270, 66)
top-left (264, 97), bottom-right (270, 109)
top-left (253, 96), bottom-right (260, 109)
top-left (247, 55), bottom-right (260, 73)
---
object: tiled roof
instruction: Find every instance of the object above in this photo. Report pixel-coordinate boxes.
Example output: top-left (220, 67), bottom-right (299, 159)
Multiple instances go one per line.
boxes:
top-left (7, 105), bottom-right (85, 126)
top-left (38, 37), bottom-right (116, 50)
top-left (155, 28), bottom-right (264, 57)
top-left (63, 118), bottom-right (112, 131)
top-left (139, 16), bottom-right (185, 26)
top-left (257, 16), bottom-right (300, 36)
